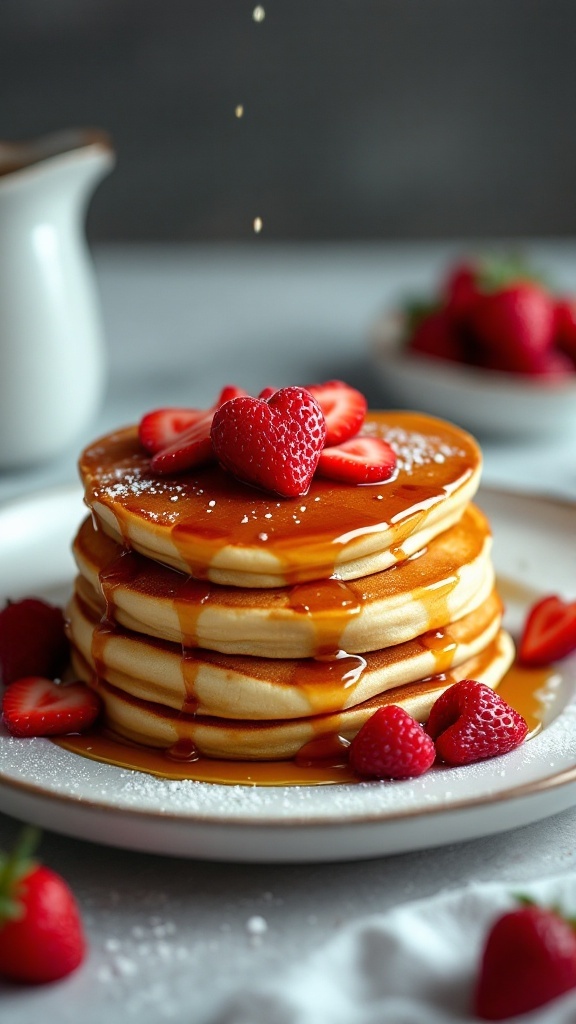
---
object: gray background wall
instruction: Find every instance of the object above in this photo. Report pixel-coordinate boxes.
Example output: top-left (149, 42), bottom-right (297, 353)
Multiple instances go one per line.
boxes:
top-left (2, 0), bottom-right (575, 242)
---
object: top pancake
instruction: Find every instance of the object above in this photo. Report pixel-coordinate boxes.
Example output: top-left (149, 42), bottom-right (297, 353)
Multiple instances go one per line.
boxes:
top-left (79, 411), bottom-right (481, 588)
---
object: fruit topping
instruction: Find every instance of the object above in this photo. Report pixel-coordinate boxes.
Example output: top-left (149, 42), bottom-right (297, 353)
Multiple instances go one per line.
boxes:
top-left (2, 676), bottom-right (101, 738)
top-left (0, 827), bottom-right (86, 983)
top-left (210, 386), bottom-right (327, 498)
top-left (519, 594), bottom-right (576, 666)
top-left (404, 254), bottom-right (576, 378)
top-left (349, 705), bottom-right (436, 779)
top-left (138, 407), bottom-right (206, 455)
top-left (316, 436), bottom-right (397, 485)
top-left (426, 679), bottom-right (528, 766)
top-left (305, 380), bottom-right (367, 446)
top-left (0, 598), bottom-right (68, 689)
top-left (142, 385), bottom-right (246, 474)
top-left (474, 902), bottom-right (576, 1020)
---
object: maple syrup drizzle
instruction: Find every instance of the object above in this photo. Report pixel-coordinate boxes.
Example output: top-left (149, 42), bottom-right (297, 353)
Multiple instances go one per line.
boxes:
top-left (53, 657), bottom-right (560, 787)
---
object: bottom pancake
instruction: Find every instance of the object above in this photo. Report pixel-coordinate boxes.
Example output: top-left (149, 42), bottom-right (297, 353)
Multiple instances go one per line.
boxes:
top-left (67, 588), bottom-right (505, 720)
top-left (72, 630), bottom-right (514, 760)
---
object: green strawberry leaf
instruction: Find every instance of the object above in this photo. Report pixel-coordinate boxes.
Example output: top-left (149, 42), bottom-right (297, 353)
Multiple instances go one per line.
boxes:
top-left (0, 826), bottom-right (41, 925)
top-left (476, 255), bottom-right (548, 293)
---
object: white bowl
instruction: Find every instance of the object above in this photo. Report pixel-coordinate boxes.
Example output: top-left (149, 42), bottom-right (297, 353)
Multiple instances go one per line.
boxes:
top-left (370, 313), bottom-right (576, 438)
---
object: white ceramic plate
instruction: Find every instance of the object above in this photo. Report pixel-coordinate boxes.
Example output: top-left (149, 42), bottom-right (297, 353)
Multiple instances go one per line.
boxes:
top-left (0, 485), bottom-right (575, 863)
top-left (370, 313), bottom-right (576, 438)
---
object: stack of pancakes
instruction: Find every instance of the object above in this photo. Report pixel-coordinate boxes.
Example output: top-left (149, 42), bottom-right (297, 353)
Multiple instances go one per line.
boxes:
top-left (67, 410), bottom-right (514, 762)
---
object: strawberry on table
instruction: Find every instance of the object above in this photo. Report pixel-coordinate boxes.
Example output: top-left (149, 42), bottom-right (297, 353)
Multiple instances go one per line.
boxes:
top-left (519, 595), bottom-right (576, 666)
top-left (426, 679), bottom-right (528, 766)
top-left (316, 436), bottom-right (397, 485)
top-left (305, 380), bottom-right (367, 446)
top-left (0, 827), bottom-right (86, 984)
top-left (2, 676), bottom-right (101, 738)
top-left (0, 598), bottom-right (68, 689)
top-left (349, 705), bottom-right (436, 780)
top-left (474, 902), bottom-right (576, 1020)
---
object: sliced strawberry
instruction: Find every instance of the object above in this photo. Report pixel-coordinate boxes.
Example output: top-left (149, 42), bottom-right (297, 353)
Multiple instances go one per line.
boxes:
top-left (0, 598), bottom-right (68, 689)
top-left (519, 595), bottom-right (576, 666)
top-left (316, 436), bottom-right (397, 485)
top-left (2, 677), bottom-right (101, 737)
top-left (305, 381), bottom-right (367, 447)
top-left (151, 410), bottom-right (215, 475)
top-left (258, 386), bottom-right (277, 401)
top-left (138, 408), bottom-right (205, 455)
top-left (150, 385), bottom-right (246, 475)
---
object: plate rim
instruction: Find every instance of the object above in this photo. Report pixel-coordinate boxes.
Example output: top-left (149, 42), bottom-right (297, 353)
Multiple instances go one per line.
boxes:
top-left (0, 484), bottom-right (575, 836)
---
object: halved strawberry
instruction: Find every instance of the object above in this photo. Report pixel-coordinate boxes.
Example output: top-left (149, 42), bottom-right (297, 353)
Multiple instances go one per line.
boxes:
top-left (316, 436), bottom-right (397, 485)
top-left (150, 385), bottom-right (246, 475)
top-left (2, 677), bottom-right (101, 737)
top-left (305, 381), bottom-right (367, 447)
top-left (519, 595), bottom-right (576, 666)
top-left (138, 408), bottom-right (205, 455)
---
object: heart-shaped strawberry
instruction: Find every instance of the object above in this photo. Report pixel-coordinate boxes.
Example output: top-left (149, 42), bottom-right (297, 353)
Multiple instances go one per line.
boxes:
top-left (210, 387), bottom-right (326, 497)
top-left (426, 679), bottom-right (528, 766)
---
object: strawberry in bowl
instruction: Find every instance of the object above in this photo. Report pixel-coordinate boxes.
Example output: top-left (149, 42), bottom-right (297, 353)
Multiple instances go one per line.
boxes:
top-left (372, 255), bottom-right (576, 437)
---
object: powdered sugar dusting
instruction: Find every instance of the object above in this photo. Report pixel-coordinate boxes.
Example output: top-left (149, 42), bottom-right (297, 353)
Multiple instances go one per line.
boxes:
top-left (363, 422), bottom-right (466, 475)
top-left (0, 663), bottom-right (575, 833)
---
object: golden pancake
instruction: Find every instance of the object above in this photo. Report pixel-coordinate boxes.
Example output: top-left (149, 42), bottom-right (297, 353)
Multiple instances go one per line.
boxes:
top-left (72, 504), bottom-right (493, 657)
top-left (78, 411), bottom-right (481, 587)
top-left (73, 631), bottom-right (514, 760)
top-left (67, 588), bottom-right (504, 719)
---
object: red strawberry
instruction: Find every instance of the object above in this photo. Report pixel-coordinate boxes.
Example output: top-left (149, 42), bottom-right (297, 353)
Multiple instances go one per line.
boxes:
top-left (349, 705), bottom-right (436, 779)
top-left (444, 261), bottom-right (480, 322)
top-left (426, 679), bottom-right (528, 766)
top-left (305, 381), bottom-right (367, 446)
top-left (0, 598), bottom-right (68, 689)
top-left (316, 436), bottom-right (397, 485)
top-left (519, 595), bottom-right (576, 666)
top-left (2, 677), bottom-right (101, 737)
top-left (474, 904), bottom-right (576, 1020)
top-left (138, 407), bottom-right (205, 455)
top-left (469, 282), bottom-right (556, 374)
top-left (211, 386), bottom-right (326, 498)
top-left (555, 298), bottom-right (576, 366)
top-left (150, 385), bottom-right (246, 475)
top-left (407, 309), bottom-right (467, 363)
top-left (0, 827), bottom-right (85, 983)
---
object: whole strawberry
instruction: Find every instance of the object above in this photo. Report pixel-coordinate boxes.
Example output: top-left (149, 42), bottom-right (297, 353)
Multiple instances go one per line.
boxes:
top-left (426, 679), bottom-right (528, 766)
top-left (475, 903), bottom-right (576, 1020)
top-left (349, 705), bottom-right (436, 779)
top-left (0, 828), bottom-right (86, 984)
top-left (0, 598), bottom-right (68, 688)
top-left (469, 281), bottom-right (556, 374)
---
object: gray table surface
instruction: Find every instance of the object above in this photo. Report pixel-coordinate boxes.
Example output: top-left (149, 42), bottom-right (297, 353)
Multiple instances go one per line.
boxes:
top-left (2, 242), bottom-right (576, 1022)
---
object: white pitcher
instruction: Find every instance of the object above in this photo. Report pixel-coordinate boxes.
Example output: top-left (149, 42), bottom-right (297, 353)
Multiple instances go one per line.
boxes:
top-left (0, 130), bottom-right (115, 469)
